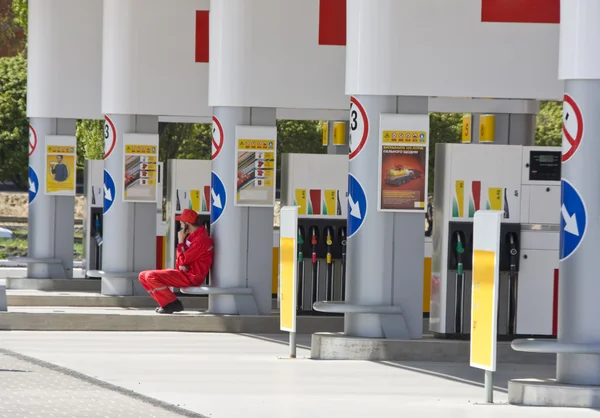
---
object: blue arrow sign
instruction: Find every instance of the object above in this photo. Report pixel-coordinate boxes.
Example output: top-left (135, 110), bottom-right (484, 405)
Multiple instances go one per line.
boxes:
top-left (560, 179), bottom-right (587, 261)
top-left (347, 173), bottom-right (368, 238)
top-left (103, 170), bottom-right (116, 215)
top-left (210, 171), bottom-right (227, 225)
top-left (28, 166), bottom-right (39, 204)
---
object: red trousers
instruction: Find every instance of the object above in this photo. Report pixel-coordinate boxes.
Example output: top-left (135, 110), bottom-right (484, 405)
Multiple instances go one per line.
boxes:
top-left (138, 269), bottom-right (205, 307)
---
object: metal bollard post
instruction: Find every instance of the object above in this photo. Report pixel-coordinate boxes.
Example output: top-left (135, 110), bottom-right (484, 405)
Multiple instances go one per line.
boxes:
top-left (0, 281), bottom-right (7, 312)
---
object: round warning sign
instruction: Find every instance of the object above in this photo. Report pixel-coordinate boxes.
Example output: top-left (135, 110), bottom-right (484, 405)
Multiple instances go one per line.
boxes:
top-left (212, 116), bottom-right (224, 160)
top-left (349, 97), bottom-right (369, 160)
top-left (562, 94), bottom-right (583, 163)
top-left (104, 115), bottom-right (117, 159)
top-left (28, 125), bottom-right (37, 157)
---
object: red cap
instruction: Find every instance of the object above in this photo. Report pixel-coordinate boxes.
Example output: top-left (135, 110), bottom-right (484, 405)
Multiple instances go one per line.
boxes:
top-left (175, 209), bottom-right (198, 224)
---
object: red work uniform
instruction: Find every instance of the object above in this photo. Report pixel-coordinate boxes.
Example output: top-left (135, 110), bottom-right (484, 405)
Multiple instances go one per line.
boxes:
top-left (139, 227), bottom-right (214, 307)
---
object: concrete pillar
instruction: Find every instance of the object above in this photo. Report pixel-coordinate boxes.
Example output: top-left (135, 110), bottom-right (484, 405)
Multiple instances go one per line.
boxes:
top-left (209, 107), bottom-right (276, 315)
top-left (102, 114), bottom-right (158, 295)
top-left (555, 0), bottom-right (600, 386)
top-left (27, 118), bottom-right (76, 279)
top-left (471, 109), bottom-right (536, 146)
top-left (344, 95), bottom-right (426, 338)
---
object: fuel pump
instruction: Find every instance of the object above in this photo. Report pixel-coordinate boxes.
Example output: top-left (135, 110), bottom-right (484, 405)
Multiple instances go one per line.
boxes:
top-left (507, 232), bottom-right (519, 335)
top-left (453, 231), bottom-right (465, 334)
top-left (339, 226), bottom-right (347, 301)
top-left (297, 227), bottom-right (305, 313)
top-left (325, 226), bottom-right (334, 301)
top-left (310, 226), bottom-right (320, 311)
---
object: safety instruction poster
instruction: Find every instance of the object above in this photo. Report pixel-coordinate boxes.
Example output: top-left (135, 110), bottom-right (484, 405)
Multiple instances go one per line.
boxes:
top-left (234, 125), bottom-right (277, 207)
top-left (377, 114), bottom-right (429, 213)
top-left (123, 134), bottom-right (159, 203)
top-left (45, 135), bottom-right (76, 196)
top-left (175, 187), bottom-right (211, 215)
top-left (294, 189), bottom-right (343, 217)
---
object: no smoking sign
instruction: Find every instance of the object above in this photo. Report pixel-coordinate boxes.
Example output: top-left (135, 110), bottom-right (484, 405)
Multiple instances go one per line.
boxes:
top-left (349, 97), bottom-right (369, 160)
top-left (562, 93), bottom-right (583, 163)
top-left (212, 116), bottom-right (224, 160)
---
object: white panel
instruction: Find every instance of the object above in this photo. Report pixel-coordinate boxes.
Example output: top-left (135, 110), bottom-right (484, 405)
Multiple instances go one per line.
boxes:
top-left (102, 0), bottom-right (211, 117)
top-left (209, 0), bottom-right (348, 109)
top-left (516, 250), bottom-right (557, 335)
top-left (559, 0), bottom-right (600, 80)
top-left (424, 237), bottom-right (433, 258)
top-left (282, 154), bottom-right (348, 220)
top-left (528, 186), bottom-right (561, 225)
top-left (447, 144), bottom-right (523, 223)
top-left (520, 231), bottom-right (559, 251)
top-left (346, 0), bottom-right (563, 100)
top-left (28, 0), bottom-right (103, 119)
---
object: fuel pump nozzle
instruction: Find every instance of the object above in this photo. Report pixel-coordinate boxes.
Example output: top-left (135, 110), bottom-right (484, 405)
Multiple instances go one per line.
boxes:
top-left (325, 226), bottom-right (334, 301)
top-left (454, 232), bottom-right (465, 334)
top-left (507, 232), bottom-right (519, 335)
top-left (297, 226), bottom-right (305, 313)
top-left (339, 227), bottom-right (347, 301)
top-left (310, 226), bottom-right (320, 311)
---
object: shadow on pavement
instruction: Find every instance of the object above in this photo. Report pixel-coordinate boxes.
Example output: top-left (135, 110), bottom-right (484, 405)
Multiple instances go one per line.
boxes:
top-left (373, 361), bottom-right (556, 393)
top-left (240, 333), bottom-right (312, 350)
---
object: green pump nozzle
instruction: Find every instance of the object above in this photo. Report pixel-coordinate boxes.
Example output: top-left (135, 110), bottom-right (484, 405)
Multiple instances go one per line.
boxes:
top-left (456, 240), bottom-right (464, 275)
top-left (297, 231), bottom-right (304, 263)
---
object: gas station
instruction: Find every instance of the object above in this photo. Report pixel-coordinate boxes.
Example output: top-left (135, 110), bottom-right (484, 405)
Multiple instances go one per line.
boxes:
top-left (7, 0), bottom-right (600, 412)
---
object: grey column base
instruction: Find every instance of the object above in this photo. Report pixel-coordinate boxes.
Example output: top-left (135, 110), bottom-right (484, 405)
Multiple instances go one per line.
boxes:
top-left (509, 379), bottom-right (600, 408)
top-left (310, 332), bottom-right (556, 363)
top-left (101, 278), bottom-right (133, 297)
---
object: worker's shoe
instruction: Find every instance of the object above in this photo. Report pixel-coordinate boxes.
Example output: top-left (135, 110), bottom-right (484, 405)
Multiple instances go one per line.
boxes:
top-left (156, 299), bottom-right (184, 314)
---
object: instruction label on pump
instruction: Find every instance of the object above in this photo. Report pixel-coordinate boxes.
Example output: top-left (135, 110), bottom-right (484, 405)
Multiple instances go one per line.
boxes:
top-left (294, 189), bottom-right (307, 215)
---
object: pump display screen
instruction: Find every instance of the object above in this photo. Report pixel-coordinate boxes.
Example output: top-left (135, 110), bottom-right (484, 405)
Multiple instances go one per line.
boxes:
top-left (529, 150), bottom-right (561, 181)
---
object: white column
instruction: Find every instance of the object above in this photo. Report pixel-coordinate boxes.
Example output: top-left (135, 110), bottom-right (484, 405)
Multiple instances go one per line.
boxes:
top-left (556, 0), bottom-right (600, 385)
top-left (27, 118), bottom-right (76, 279)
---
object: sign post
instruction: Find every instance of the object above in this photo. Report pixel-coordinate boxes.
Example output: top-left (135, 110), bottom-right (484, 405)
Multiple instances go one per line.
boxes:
top-left (470, 210), bottom-right (502, 403)
top-left (279, 206), bottom-right (299, 358)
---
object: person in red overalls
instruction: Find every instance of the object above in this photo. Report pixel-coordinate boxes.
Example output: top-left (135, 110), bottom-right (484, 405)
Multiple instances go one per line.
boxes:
top-left (139, 209), bottom-right (214, 314)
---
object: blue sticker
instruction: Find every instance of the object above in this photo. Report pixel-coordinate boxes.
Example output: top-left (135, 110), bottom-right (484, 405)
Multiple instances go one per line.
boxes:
top-left (28, 166), bottom-right (39, 204)
top-left (560, 179), bottom-right (587, 261)
top-left (347, 174), bottom-right (367, 238)
top-left (104, 170), bottom-right (116, 215)
top-left (210, 171), bottom-right (227, 225)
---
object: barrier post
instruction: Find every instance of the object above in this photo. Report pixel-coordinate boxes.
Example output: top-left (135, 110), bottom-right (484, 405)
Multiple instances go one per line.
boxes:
top-left (470, 210), bottom-right (502, 403)
top-left (280, 206), bottom-right (299, 358)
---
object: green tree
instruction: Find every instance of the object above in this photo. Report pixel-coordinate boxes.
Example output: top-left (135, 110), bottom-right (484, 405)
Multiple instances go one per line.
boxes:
top-left (277, 120), bottom-right (325, 185)
top-left (428, 112), bottom-right (463, 193)
top-left (0, 0), bottom-right (25, 56)
top-left (11, 0), bottom-right (27, 35)
top-left (76, 119), bottom-right (104, 166)
top-left (0, 54), bottom-right (27, 187)
top-left (535, 101), bottom-right (562, 146)
top-left (159, 122), bottom-right (211, 161)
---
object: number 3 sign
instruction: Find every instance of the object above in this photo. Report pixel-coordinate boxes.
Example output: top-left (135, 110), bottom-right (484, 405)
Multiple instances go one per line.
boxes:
top-left (349, 97), bottom-right (369, 160)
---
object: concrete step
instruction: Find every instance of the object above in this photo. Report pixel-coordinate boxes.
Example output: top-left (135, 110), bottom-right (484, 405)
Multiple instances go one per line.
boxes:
top-left (6, 290), bottom-right (208, 308)
top-left (5, 290), bottom-right (281, 309)
top-left (0, 306), bottom-right (345, 334)
top-left (5, 278), bottom-right (101, 292)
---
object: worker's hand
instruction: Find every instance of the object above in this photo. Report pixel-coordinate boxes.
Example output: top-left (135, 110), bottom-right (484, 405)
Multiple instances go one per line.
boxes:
top-left (178, 228), bottom-right (187, 244)
top-left (179, 265), bottom-right (188, 272)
